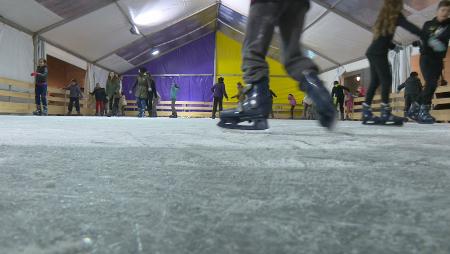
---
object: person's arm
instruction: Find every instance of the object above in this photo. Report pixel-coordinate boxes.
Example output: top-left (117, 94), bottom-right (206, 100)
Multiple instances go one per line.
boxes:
top-left (36, 67), bottom-right (48, 78)
top-left (397, 14), bottom-right (424, 40)
top-left (342, 86), bottom-right (350, 92)
top-left (331, 87), bottom-right (336, 98)
top-left (397, 82), bottom-right (406, 91)
top-left (270, 90), bottom-right (277, 97)
top-left (211, 84), bottom-right (215, 93)
top-left (223, 84), bottom-right (228, 99)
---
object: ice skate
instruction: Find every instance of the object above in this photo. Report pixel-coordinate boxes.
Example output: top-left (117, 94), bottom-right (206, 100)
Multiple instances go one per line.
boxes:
top-left (361, 103), bottom-right (380, 125)
top-left (379, 103), bottom-right (404, 126)
top-left (299, 70), bottom-right (336, 129)
top-left (218, 78), bottom-right (271, 130)
top-left (416, 105), bottom-right (435, 124)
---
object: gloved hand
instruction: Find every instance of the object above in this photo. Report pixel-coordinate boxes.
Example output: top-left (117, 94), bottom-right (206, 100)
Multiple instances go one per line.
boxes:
top-left (428, 37), bottom-right (446, 52)
top-left (30, 72), bottom-right (37, 77)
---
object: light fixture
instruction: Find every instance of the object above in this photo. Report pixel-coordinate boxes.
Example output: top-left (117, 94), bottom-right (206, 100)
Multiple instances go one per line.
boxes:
top-left (134, 10), bottom-right (164, 26)
top-left (151, 50), bottom-right (160, 56)
top-left (356, 76), bottom-right (361, 82)
top-left (130, 24), bottom-right (141, 35)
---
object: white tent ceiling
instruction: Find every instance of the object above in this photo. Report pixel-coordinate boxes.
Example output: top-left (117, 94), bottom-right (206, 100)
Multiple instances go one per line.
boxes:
top-left (0, 0), bottom-right (442, 74)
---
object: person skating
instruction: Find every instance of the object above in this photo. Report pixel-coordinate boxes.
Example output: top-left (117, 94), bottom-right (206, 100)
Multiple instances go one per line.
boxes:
top-left (119, 92), bottom-right (127, 116)
top-left (231, 82), bottom-right (246, 103)
top-left (211, 77), bottom-right (228, 119)
top-left (146, 73), bottom-right (158, 117)
top-left (31, 58), bottom-right (49, 116)
top-left (132, 68), bottom-right (150, 118)
top-left (269, 89), bottom-right (277, 118)
top-left (218, 0), bottom-right (335, 130)
top-left (105, 72), bottom-right (120, 116)
top-left (65, 79), bottom-right (83, 116)
top-left (90, 83), bottom-right (106, 116)
top-left (170, 82), bottom-right (180, 118)
top-left (362, 0), bottom-right (442, 126)
top-left (397, 72), bottom-right (422, 118)
top-left (331, 81), bottom-right (350, 121)
top-left (408, 0), bottom-right (450, 124)
top-left (288, 94), bottom-right (297, 120)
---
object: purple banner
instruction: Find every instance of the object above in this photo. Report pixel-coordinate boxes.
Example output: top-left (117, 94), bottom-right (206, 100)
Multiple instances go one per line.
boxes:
top-left (122, 33), bottom-right (215, 102)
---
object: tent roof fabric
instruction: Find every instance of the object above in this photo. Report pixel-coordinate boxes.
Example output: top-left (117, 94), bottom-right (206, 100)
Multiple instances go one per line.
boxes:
top-left (0, 0), bottom-right (441, 73)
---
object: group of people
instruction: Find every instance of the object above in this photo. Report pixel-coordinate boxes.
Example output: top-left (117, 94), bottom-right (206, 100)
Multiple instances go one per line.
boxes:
top-left (31, 0), bottom-right (450, 129)
top-left (216, 0), bottom-right (450, 130)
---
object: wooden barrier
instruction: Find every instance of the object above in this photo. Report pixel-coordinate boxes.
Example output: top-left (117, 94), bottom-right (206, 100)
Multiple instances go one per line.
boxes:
top-left (0, 77), bottom-right (89, 115)
top-left (1, 76), bottom-right (305, 118)
top-left (123, 100), bottom-right (304, 119)
top-left (352, 85), bottom-right (450, 122)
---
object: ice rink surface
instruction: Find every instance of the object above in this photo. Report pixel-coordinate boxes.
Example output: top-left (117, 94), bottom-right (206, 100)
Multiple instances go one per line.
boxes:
top-left (0, 115), bottom-right (449, 254)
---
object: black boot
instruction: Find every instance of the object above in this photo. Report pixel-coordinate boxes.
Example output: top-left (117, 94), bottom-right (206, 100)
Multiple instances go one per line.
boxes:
top-left (361, 103), bottom-right (380, 125)
top-left (379, 103), bottom-right (404, 126)
top-left (299, 70), bottom-right (336, 129)
top-left (417, 105), bottom-right (435, 124)
top-left (41, 106), bottom-right (48, 116)
top-left (218, 78), bottom-right (271, 130)
top-left (340, 112), bottom-right (345, 121)
top-left (408, 102), bottom-right (420, 121)
top-left (33, 105), bottom-right (42, 116)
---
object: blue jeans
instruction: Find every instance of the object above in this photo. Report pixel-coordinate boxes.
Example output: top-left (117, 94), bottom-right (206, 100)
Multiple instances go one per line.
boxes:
top-left (35, 84), bottom-right (47, 107)
top-left (137, 98), bottom-right (147, 116)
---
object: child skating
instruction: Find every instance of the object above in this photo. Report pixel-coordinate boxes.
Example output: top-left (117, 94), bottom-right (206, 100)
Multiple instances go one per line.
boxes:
top-left (31, 58), bottom-right (49, 116)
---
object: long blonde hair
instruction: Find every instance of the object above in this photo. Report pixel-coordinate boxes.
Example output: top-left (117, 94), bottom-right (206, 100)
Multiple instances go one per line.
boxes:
top-left (373, 0), bottom-right (404, 39)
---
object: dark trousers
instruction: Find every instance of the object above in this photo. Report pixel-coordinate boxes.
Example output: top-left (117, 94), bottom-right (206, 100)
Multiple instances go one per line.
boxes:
top-left (108, 96), bottom-right (114, 111)
top-left (419, 55), bottom-right (443, 105)
top-left (212, 97), bottom-right (223, 117)
top-left (365, 54), bottom-right (391, 105)
top-left (404, 94), bottom-right (419, 113)
top-left (171, 98), bottom-right (177, 116)
top-left (137, 98), bottom-right (147, 116)
top-left (68, 97), bottom-right (80, 113)
top-left (112, 98), bottom-right (120, 116)
top-left (35, 85), bottom-right (47, 107)
top-left (147, 96), bottom-right (153, 115)
top-left (290, 105), bottom-right (295, 119)
top-left (336, 97), bottom-right (345, 113)
top-left (242, 0), bottom-right (316, 83)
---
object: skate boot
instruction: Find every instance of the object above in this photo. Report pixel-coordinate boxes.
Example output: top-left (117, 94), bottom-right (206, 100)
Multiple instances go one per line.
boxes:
top-left (417, 105), bottom-right (435, 124)
top-left (407, 102), bottom-right (420, 121)
top-left (361, 103), bottom-right (380, 125)
top-left (299, 70), bottom-right (336, 129)
top-left (169, 114), bottom-right (178, 118)
top-left (32, 106), bottom-right (42, 116)
top-left (340, 111), bottom-right (345, 121)
top-left (379, 103), bottom-right (404, 126)
top-left (218, 78), bottom-right (271, 130)
top-left (41, 106), bottom-right (48, 116)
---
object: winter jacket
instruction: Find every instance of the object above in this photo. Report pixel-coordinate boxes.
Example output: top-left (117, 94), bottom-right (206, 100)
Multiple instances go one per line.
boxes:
top-left (170, 83), bottom-right (179, 100)
top-left (331, 84), bottom-right (350, 99)
top-left (398, 76), bottom-right (422, 96)
top-left (148, 79), bottom-right (158, 99)
top-left (133, 74), bottom-right (150, 99)
top-left (211, 82), bottom-right (228, 99)
top-left (421, 18), bottom-right (450, 59)
top-left (35, 66), bottom-right (48, 84)
top-left (91, 87), bottom-right (106, 101)
top-left (106, 78), bottom-right (120, 98)
top-left (66, 83), bottom-right (83, 98)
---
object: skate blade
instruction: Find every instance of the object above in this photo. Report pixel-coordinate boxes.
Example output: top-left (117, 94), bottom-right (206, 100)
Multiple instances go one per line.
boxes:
top-left (217, 119), bottom-right (269, 130)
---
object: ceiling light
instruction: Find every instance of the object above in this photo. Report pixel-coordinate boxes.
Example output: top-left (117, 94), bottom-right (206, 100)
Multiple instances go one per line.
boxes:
top-left (134, 10), bottom-right (164, 26)
top-left (356, 76), bottom-right (361, 82)
top-left (152, 50), bottom-right (160, 56)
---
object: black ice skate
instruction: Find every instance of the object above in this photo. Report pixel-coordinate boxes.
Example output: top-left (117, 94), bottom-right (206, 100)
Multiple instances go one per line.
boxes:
top-left (299, 70), bottom-right (336, 129)
top-left (416, 104), bottom-right (435, 124)
top-left (33, 105), bottom-right (42, 116)
top-left (41, 106), bottom-right (48, 116)
top-left (218, 78), bottom-right (271, 130)
top-left (379, 103), bottom-right (404, 126)
top-left (407, 101), bottom-right (420, 121)
top-left (361, 103), bottom-right (381, 125)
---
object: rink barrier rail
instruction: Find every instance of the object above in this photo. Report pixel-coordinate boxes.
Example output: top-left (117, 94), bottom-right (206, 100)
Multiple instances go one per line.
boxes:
top-left (0, 77), bottom-right (89, 115)
top-left (352, 86), bottom-right (450, 122)
top-left (123, 100), bottom-right (304, 119)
